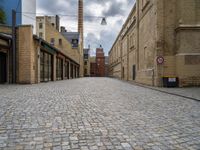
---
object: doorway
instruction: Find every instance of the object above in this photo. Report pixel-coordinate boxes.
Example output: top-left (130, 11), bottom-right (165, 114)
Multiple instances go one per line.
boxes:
top-left (0, 52), bottom-right (7, 83)
top-left (65, 61), bottom-right (69, 79)
top-left (40, 51), bottom-right (53, 82)
top-left (70, 64), bottom-right (73, 78)
top-left (56, 57), bottom-right (63, 80)
top-left (132, 65), bottom-right (136, 80)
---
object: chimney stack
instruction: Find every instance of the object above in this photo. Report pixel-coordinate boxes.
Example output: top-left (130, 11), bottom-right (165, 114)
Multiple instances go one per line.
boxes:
top-left (60, 26), bottom-right (66, 33)
top-left (78, 0), bottom-right (83, 40)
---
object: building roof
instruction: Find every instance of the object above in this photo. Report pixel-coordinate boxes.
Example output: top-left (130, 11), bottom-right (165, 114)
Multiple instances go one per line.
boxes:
top-left (0, 32), bottom-right (12, 40)
top-left (109, 3), bottom-right (136, 54)
top-left (61, 32), bottom-right (79, 43)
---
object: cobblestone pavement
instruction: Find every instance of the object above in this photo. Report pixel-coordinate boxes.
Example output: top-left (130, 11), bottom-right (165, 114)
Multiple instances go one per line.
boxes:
top-left (0, 78), bottom-right (200, 150)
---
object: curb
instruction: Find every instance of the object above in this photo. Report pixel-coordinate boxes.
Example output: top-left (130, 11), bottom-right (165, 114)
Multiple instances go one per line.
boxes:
top-left (124, 80), bottom-right (200, 102)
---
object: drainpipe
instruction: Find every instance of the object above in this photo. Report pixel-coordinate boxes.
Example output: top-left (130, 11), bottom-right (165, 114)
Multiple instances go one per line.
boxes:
top-left (136, 0), bottom-right (140, 72)
top-left (12, 9), bottom-right (16, 83)
top-left (38, 39), bottom-right (42, 83)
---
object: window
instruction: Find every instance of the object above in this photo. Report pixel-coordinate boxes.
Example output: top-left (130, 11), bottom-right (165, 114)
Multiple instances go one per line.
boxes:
top-left (84, 54), bottom-right (88, 60)
top-left (71, 39), bottom-right (79, 48)
top-left (59, 39), bottom-right (62, 45)
top-left (50, 38), bottom-right (55, 46)
top-left (52, 23), bottom-right (55, 27)
top-left (84, 61), bottom-right (87, 65)
top-left (39, 23), bottom-right (43, 29)
top-left (39, 32), bottom-right (43, 38)
top-left (40, 51), bottom-right (52, 82)
top-left (56, 58), bottom-right (63, 80)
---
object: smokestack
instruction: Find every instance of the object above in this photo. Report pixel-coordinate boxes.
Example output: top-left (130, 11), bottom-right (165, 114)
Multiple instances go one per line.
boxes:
top-left (60, 26), bottom-right (66, 33)
top-left (78, 0), bottom-right (83, 39)
top-left (78, 0), bottom-right (84, 77)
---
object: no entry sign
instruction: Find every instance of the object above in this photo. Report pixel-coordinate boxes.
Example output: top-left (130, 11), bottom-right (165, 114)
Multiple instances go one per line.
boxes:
top-left (156, 56), bottom-right (164, 65)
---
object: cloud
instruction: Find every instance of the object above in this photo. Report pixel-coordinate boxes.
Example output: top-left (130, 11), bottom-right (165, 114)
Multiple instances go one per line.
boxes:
top-left (36, 0), bottom-right (136, 56)
top-left (102, 1), bottom-right (125, 17)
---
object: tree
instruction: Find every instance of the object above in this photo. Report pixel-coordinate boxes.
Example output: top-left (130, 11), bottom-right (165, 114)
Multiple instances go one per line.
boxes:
top-left (0, 7), bottom-right (6, 24)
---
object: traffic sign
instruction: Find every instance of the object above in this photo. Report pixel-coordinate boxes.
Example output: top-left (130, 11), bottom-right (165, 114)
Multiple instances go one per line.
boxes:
top-left (156, 56), bottom-right (164, 65)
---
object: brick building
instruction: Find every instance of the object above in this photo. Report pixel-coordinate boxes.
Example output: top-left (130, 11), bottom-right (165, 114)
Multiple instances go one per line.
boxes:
top-left (90, 46), bottom-right (106, 77)
top-left (96, 46), bottom-right (105, 77)
top-left (0, 23), bottom-right (81, 84)
top-left (83, 48), bottom-right (90, 77)
top-left (109, 0), bottom-right (200, 87)
top-left (36, 15), bottom-right (60, 39)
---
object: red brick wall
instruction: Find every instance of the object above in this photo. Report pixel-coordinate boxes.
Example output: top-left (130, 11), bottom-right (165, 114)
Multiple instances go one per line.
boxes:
top-left (96, 48), bottom-right (105, 77)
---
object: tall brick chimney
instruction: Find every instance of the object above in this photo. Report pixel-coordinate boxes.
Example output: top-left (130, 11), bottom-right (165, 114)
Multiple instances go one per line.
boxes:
top-left (78, 0), bottom-right (84, 77)
top-left (78, 0), bottom-right (83, 41)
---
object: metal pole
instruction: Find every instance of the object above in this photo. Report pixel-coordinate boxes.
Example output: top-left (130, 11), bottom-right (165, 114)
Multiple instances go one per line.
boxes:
top-left (12, 9), bottom-right (16, 83)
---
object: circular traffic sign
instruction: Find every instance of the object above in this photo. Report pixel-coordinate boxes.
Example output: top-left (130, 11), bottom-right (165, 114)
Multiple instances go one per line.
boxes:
top-left (156, 56), bottom-right (164, 64)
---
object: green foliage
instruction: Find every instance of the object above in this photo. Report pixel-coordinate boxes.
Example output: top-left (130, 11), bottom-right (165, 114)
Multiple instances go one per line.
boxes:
top-left (0, 7), bottom-right (6, 24)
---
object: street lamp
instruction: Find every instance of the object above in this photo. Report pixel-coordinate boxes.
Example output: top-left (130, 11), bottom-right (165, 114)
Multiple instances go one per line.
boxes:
top-left (101, 17), bottom-right (107, 25)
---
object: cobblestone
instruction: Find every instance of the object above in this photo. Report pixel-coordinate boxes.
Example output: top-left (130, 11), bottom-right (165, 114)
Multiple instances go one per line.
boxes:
top-left (0, 78), bottom-right (200, 149)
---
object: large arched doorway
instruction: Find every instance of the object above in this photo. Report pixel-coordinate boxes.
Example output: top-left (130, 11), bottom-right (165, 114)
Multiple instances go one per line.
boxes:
top-left (0, 52), bottom-right (7, 83)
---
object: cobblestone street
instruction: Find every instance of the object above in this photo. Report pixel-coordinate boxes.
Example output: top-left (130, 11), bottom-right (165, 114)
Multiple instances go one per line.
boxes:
top-left (0, 78), bottom-right (200, 150)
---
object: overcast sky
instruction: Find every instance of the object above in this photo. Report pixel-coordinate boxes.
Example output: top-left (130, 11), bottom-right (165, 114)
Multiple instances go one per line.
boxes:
top-left (36, 0), bottom-right (136, 56)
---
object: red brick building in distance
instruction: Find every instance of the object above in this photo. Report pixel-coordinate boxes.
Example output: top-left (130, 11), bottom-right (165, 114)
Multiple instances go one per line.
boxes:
top-left (96, 46), bottom-right (105, 77)
top-left (90, 45), bottom-right (105, 77)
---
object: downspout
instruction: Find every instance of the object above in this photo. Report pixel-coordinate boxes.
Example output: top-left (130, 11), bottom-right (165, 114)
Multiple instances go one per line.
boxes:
top-left (136, 0), bottom-right (140, 74)
top-left (38, 38), bottom-right (42, 83)
top-left (127, 35), bottom-right (129, 81)
top-left (12, 9), bottom-right (16, 83)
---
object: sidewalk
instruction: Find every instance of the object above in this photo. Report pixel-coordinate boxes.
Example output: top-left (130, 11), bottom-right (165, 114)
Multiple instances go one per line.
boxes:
top-left (128, 81), bottom-right (200, 101)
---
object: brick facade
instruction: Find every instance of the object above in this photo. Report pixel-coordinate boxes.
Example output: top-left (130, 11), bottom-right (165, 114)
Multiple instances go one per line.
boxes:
top-left (90, 47), bottom-right (106, 77)
top-left (96, 47), bottom-right (105, 77)
top-left (109, 0), bottom-right (200, 87)
top-left (0, 23), bottom-right (81, 84)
